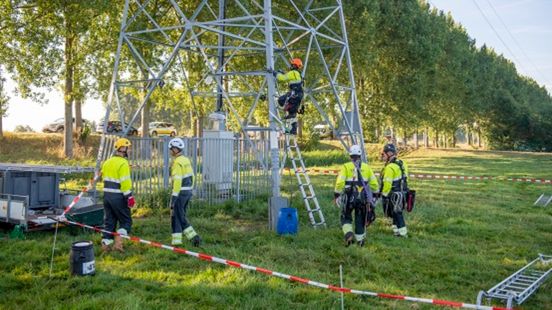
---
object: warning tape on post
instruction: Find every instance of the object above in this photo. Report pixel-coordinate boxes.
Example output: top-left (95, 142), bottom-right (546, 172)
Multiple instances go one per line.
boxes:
top-left (58, 218), bottom-right (510, 310)
top-left (283, 168), bottom-right (552, 184)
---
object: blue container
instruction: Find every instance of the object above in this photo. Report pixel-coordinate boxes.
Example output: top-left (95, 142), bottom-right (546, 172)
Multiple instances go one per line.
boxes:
top-left (277, 207), bottom-right (298, 235)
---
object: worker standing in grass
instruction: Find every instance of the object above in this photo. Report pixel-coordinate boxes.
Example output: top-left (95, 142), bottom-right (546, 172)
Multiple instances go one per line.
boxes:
top-left (333, 145), bottom-right (379, 247)
top-left (100, 138), bottom-right (135, 252)
top-left (168, 138), bottom-right (202, 247)
top-left (273, 58), bottom-right (304, 135)
top-left (380, 143), bottom-right (409, 237)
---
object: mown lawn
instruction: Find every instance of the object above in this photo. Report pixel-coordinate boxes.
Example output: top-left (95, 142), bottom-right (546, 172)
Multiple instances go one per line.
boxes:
top-left (1, 144), bottom-right (551, 309)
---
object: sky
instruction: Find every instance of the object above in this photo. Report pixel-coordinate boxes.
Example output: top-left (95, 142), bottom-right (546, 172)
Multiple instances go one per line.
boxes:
top-left (3, 0), bottom-right (551, 131)
top-left (429, 0), bottom-right (552, 92)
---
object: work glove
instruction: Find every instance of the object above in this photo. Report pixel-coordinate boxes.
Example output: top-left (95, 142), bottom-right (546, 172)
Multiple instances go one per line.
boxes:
top-left (127, 195), bottom-right (136, 208)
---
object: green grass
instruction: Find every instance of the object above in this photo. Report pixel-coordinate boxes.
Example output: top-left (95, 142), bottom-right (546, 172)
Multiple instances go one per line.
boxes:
top-left (1, 136), bottom-right (552, 309)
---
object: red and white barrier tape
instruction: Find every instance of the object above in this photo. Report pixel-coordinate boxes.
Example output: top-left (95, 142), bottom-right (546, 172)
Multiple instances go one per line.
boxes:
top-left (283, 168), bottom-right (552, 184)
top-left (61, 173), bottom-right (101, 216)
top-left (58, 218), bottom-right (509, 310)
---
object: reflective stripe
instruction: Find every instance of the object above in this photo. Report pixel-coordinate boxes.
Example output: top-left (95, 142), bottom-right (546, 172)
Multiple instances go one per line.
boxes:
top-left (342, 224), bottom-right (353, 235)
top-left (104, 188), bottom-right (122, 193)
top-left (184, 226), bottom-right (197, 239)
top-left (383, 177), bottom-right (393, 182)
top-left (120, 175), bottom-right (131, 182)
top-left (355, 234), bottom-right (365, 241)
top-left (181, 186), bottom-right (193, 190)
top-left (173, 173), bottom-right (193, 180)
top-left (104, 177), bottom-right (121, 183)
top-left (392, 176), bottom-right (402, 181)
top-left (123, 190), bottom-right (132, 196)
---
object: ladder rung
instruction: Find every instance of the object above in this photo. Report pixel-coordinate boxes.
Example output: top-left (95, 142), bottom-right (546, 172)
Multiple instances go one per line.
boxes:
top-left (518, 275), bottom-right (540, 280)
top-left (303, 195), bottom-right (315, 199)
top-left (505, 284), bottom-right (530, 290)
top-left (307, 208), bottom-right (321, 213)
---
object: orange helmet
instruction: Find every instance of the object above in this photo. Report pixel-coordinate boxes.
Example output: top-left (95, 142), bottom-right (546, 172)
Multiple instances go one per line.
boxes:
top-left (290, 58), bottom-right (303, 69)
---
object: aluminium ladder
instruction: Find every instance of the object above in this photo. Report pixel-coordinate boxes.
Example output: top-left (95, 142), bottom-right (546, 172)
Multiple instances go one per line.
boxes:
top-left (476, 253), bottom-right (552, 308)
top-left (283, 133), bottom-right (326, 228)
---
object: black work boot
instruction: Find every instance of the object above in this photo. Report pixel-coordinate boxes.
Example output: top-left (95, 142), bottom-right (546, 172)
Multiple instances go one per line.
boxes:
top-left (344, 232), bottom-right (354, 247)
top-left (290, 122), bottom-right (297, 135)
top-left (191, 235), bottom-right (202, 247)
top-left (357, 240), bottom-right (365, 247)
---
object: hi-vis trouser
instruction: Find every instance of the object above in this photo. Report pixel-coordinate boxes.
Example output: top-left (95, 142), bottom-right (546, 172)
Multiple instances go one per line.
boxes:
top-left (102, 193), bottom-right (132, 244)
top-left (383, 193), bottom-right (407, 236)
top-left (340, 190), bottom-right (368, 242)
top-left (171, 191), bottom-right (198, 242)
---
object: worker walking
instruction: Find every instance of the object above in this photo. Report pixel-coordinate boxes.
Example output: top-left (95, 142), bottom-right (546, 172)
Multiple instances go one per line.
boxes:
top-left (168, 138), bottom-right (201, 247)
top-left (380, 144), bottom-right (409, 237)
top-left (273, 58), bottom-right (304, 135)
top-left (100, 138), bottom-right (135, 252)
top-left (334, 145), bottom-right (379, 247)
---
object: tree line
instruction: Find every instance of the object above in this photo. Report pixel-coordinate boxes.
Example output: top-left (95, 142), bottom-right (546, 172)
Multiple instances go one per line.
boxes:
top-left (0, 0), bottom-right (550, 155)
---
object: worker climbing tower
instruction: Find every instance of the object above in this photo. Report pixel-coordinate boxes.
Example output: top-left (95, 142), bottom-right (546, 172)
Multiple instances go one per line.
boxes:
top-left (99, 0), bottom-right (365, 225)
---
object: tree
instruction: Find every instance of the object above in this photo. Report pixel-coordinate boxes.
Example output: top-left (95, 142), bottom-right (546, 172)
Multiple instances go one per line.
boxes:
top-left (0, 0), bottom-right (118, 157)
top-left (0, 69), bottom-right (9, 138)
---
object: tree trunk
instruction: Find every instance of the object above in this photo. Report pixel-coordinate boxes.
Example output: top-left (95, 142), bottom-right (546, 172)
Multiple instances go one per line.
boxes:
top-left (297, 118), bottom-right (303, 138)
top-left (423, 128), bottom-right (429, 148)
top-left (75, 98), bottom-right (82, 134)
top-left (477, 128), bottom-right (482, 147)
top-left (467, 129), bottom-right (472, 146)
top-left (64, 28), bottom-right (74, 158)
top-left (434, 131), bottom-right (439, 148)
top-left (0, 114), bottom-right (3, 138)
top-left (452, 135), bottom-right (456, 148)
top-left (413, 129), bottom-right (418, 149)
top-left (141, 101), bottom-right (150, 137)
top-left (402, 132), bottom-right (407, 147)
top-left (197, 115), bottom-right (204, 137)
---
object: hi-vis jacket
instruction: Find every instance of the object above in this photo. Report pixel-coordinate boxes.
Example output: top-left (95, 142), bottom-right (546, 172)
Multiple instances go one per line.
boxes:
top-left (334, 162), bottom-right (379, 195)
top-left (171, 155), bottom-right (194, 197)
top-left (101, 155), bottom-right (132, 196)
top-left (277, 69), bottom-right (302, 89)
top-left (380, 159), bottom-right (409, 197)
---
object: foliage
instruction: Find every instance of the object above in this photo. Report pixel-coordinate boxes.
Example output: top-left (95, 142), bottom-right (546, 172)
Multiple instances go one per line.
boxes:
top-left (13, 125), bottom-right (34, 133)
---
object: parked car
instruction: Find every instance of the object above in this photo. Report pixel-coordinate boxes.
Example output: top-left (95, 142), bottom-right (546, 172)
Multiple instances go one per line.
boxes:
top-left (42, 118), bottom-right (65, 133)
top-left (313, 124), bottom-right (332, 139)
top-left (43, 118), bottom-right (91, 133)
top-left (96, 120), bottom-right (138, 136)
top-left (139, 122), bottom-right (177, 137)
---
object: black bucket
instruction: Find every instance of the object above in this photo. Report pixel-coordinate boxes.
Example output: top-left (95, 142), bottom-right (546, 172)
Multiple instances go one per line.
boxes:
top-left (70, 241), bottom-right (96, 276)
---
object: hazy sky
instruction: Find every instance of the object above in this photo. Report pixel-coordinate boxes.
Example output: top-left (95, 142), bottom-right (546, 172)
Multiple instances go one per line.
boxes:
top-left (3, 0), bottom-right (551, 131)
top-left (429, 0), bottom-right (552, 92)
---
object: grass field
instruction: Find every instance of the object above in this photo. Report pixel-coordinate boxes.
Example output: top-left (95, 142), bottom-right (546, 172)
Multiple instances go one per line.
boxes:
top-left (1, 135), bottom-right (551, 309)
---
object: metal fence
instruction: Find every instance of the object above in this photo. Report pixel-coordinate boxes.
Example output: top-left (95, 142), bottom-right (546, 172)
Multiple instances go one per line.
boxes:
top-left (99, 135), bottom-right (271, 205)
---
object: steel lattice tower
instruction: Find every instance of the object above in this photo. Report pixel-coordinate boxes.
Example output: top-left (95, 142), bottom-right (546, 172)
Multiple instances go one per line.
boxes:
top-left (99, 0), bottom-right (365, 199)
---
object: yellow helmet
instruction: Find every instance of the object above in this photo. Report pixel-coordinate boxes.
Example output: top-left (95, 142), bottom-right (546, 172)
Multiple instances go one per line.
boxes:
top-left (114, 138), bottom-right (131, 150)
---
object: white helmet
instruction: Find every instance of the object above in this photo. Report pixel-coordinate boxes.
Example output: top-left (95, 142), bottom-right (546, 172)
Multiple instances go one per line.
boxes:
top-left (168, 138), bottom-right (185, 151)
top-left (349, 145), bottom-right (362, 156)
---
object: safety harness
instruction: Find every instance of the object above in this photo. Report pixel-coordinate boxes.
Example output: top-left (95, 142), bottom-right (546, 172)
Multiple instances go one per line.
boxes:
top-left (341, 161), bottom-right (376, 226)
